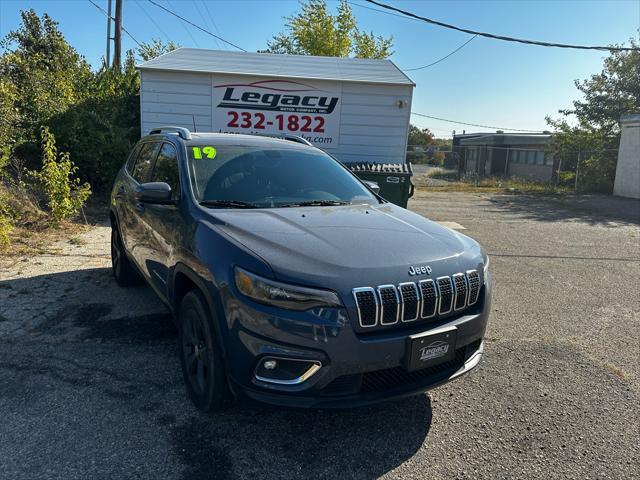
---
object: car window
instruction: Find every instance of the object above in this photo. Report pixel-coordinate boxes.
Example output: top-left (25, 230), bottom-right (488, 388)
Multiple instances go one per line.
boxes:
top-left (187, 144), bottom-right (377, 207)
top-left (150, 143), bottom-right (180, 199)
top-left (131, 142), bottom-right (159, 183)
top-left (125, 143), bottom-right (142, 174)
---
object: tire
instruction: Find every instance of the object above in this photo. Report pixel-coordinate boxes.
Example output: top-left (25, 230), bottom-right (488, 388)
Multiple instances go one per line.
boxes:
top-left (179, 290), bottom-right (231, 412)
top-left (111, 224), bottom-right (142, 287)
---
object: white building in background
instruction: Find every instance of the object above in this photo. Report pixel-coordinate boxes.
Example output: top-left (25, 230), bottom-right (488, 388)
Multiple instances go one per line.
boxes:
top-left (613, 114), bottom-right (640, 199)
top-left (137, 48), bottom-right (415, 165)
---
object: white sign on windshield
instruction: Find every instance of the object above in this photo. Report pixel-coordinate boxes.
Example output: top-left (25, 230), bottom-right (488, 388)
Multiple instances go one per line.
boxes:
top-left (212, 75), bottom-right (341, 148)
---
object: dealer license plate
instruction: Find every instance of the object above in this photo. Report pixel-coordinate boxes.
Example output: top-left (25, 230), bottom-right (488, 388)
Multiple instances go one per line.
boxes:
top-left (406, 326), bottom-right (457, 371)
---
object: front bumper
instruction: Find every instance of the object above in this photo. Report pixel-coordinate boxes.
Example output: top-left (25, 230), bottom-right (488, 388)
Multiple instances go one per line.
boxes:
top-left (235, 339), bottom-right (484, 408)
top-left (216, 272), bottom-right (491, 408)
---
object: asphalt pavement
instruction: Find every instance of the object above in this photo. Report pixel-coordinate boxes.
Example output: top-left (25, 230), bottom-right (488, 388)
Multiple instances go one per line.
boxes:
top-left (1, 191), bottom-right (639, 479)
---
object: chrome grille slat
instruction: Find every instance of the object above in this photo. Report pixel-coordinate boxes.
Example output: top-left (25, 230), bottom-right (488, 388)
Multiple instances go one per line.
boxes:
top-left (419, 279), bottom-right (438, 318)
top-left (352, 287), bottom-right (378, 328)
top-left (436, 276), bottom-right (454, 315)
top-left (353, 269), bottom-right (481, 329)
top-left (452, 273), bottom-right (468, 311)
top-left (466, 270), bottom-right (480, 305)
top-left (377, 285), bottom-right (400, 325)
top-left (398, 282), bottom-right (420, 322)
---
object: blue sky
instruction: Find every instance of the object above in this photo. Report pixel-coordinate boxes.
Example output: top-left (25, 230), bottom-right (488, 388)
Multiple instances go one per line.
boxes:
top-left (1, 0), bottom-right (638, 136)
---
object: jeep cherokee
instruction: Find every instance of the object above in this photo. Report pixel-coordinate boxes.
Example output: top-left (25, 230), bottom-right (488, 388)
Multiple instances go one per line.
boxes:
top-left (110, 126), bottom-right (491, 411)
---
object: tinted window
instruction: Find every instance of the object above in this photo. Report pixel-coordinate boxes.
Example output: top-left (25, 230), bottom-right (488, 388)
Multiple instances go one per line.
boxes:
top-left (187, 144), bottom-right (377, 207)
top-left (151, 143), bottom-right (180, 199)
top-left (125, 144), bottom-right (142, 173)
top-left (131, 142), bottom-right (159, 183)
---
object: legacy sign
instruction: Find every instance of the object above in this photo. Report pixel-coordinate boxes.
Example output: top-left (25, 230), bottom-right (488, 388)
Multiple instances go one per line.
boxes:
top-left (212, 75), bottom-right (341, 147)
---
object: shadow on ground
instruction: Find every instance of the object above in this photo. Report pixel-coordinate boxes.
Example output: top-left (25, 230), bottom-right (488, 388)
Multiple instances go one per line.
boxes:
top-left (489, 194), bottom-right (640, 226)
top-left (0, 267), bottom-right (172, 341)
top-left (1, 267), bottom-right (432, 479)
top-left (170, 395), bottom-right (432, 480)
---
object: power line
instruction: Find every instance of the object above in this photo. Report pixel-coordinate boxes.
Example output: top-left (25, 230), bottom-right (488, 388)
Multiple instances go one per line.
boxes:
top-left (201, 0), bottom-right (228, 50)
top-left (404, 35), bottom-right (477, 71)
top-left (192, 0), bottom-right (221, 49)
top-left (147, 0), bottom-right (247, 52)
top-left (166, 0), bottom-right (201, 47)
top-left (364, 0), bottom-right (639, 52)
top-left (349, 0), bottom-right (420, 22)
top-left (134, 0), bottom-right (172, 43)
top-left (87, 0), bottom-right (142, 47)
top-left (411, 112), bottom-right (544, 133)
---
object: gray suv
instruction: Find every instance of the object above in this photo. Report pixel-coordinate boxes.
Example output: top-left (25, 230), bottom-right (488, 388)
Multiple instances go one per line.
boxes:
top-left (110, 126), bottom-right (491, 411)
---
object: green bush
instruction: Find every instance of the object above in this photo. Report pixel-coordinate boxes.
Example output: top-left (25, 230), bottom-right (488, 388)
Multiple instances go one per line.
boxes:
top-left (0, 189), bottom-right (13, 250)
top-left (32, 126), bottom-right (91, 223)
top-left (577, 153), bottom-right (617, 193)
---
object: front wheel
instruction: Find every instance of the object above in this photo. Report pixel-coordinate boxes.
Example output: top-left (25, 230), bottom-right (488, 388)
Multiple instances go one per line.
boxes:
top-left (111, 225), bottom-right (141, 287)
top-left (179, 290), bottom-right (231, 412)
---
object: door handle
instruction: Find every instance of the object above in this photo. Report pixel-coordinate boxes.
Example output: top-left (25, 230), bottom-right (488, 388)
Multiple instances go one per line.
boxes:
top-left (115, 186), bottom-right (126, 199)
top-left (134, 202), bottom-right (145, 213)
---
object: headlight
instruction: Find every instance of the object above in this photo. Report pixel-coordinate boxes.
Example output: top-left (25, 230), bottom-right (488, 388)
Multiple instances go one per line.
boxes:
top-left (234, 267), bottom-right (343, 311)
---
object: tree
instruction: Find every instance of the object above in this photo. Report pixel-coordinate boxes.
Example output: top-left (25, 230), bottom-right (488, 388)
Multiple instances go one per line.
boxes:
top-left (407, 125), bottom-right (439, 165)
top-left (407, 125), bottom-right (435, 147)
top-left (50, 50), bottom-right (141, 188)
top-left (137, 39), bottom-right (180, 62)
top-left (265, 0), bottom-right (393, 58)
top-left (32, 126), bottom-right (91, 223)
top-left (0, 10), bottom-right (141, 191)
top-left (0, 9), bottom-right (92, 159)
top-left (547, 39), bottom-right (639, 192)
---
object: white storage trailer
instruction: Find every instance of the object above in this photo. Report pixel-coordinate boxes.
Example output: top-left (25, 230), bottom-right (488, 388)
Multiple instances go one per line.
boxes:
top-left (137, 48), bottom-right (415, 164)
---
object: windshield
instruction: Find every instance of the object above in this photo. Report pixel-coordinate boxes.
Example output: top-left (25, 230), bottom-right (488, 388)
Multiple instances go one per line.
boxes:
top-left (187, 144), bottom-right (378, 208)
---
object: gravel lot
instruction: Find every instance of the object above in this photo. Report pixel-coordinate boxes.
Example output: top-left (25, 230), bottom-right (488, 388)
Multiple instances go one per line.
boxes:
top-left (1, 191), bottom-right (639, 479)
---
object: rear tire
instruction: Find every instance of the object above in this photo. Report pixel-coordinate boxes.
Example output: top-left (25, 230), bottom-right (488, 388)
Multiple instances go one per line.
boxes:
top-left (111, 225), bottom-right (142, 287)
top-left (179, 290), bottom-right (230, 412)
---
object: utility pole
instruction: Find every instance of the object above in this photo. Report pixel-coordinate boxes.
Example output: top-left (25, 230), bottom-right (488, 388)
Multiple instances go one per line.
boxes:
top-left (113, 0), bottom-right (123, 71)
top-left (105, 0), bottom-right (112, 67)
top-left (574, 149), bottom-right (582, 192)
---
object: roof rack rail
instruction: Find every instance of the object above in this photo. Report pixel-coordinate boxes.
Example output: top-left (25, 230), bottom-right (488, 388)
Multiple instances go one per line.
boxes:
top-left (148, 126), bottom-right (192, 140)
top-left (252, 133), bottom-right (313, 147)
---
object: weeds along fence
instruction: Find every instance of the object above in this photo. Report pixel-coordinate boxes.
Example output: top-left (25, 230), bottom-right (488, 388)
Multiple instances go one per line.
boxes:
top-left (413, 144), bottom-right (619, 193)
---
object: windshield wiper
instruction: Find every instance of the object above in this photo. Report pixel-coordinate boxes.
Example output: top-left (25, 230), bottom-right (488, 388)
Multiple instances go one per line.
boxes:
top-left (199, 200), bottom-right (259, 209)
top-left (279, 200), bottom-right (349, 207)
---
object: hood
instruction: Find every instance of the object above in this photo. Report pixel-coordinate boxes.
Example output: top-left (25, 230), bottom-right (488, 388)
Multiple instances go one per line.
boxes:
top-left (208, 203), bottom-right (482, 290)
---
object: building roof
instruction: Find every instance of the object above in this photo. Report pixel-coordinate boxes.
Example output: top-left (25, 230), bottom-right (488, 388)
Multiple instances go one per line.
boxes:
top-left (137, 48), bottom-right (415, 86)
top-left (457, 132), bottom-right (552, 146)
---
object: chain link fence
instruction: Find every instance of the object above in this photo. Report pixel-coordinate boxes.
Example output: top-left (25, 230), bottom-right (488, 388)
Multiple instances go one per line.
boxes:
top-left (408, 144), bottom-right (620, 193)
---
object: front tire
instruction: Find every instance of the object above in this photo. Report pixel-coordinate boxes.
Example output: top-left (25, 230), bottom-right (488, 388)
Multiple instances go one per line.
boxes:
top-left (111, 225), bottom-right (141, 287)
top-left (179, 290), bottom-right (230, 412)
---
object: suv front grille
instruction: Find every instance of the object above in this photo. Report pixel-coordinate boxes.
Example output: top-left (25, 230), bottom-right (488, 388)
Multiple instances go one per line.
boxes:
top-left (467, 270), bottom-right (481, 305)
top-left (452, 273), bottom-right (468, 311)
top-left (378, 285), bottom-right (399, 325)
top-left (352, 270), bottom-right (481, 329)
top-left (398, 282), bottom-right (419, 322)
top-left (419, 279), bottom-right (437, 318)
top-left (437, 276), bottom-right (454, 315)
top-left (352, 288), bottom-right (378, 328)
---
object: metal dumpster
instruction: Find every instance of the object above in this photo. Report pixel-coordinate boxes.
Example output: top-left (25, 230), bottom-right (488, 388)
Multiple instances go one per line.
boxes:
top-left (346, 163), bottom-right (414, 208)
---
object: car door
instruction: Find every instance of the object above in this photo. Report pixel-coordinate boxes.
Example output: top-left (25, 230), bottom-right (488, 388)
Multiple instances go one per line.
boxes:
top-left (113, 142), bottom-right (142, 250)
top-left (123, 141), bottom-right (161, 274)
top-left (135, 141), bottom-right (183, 299)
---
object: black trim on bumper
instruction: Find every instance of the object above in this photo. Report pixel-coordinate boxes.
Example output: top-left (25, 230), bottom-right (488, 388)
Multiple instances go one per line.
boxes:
top-left (232, 340), bottom-right (484, 409)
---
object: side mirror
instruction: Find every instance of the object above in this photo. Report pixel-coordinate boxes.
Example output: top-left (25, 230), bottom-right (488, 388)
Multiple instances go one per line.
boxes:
top-left (364, 180), bottom-right (381, 195)
top-left (136, 182), bottom-right (173, 204)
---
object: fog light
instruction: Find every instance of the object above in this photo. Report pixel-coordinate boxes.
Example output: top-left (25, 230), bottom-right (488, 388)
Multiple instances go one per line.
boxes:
top-left (255, 357), bottom-right (322, 385)
top-left (263, 359), bottom-right (277, 370)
